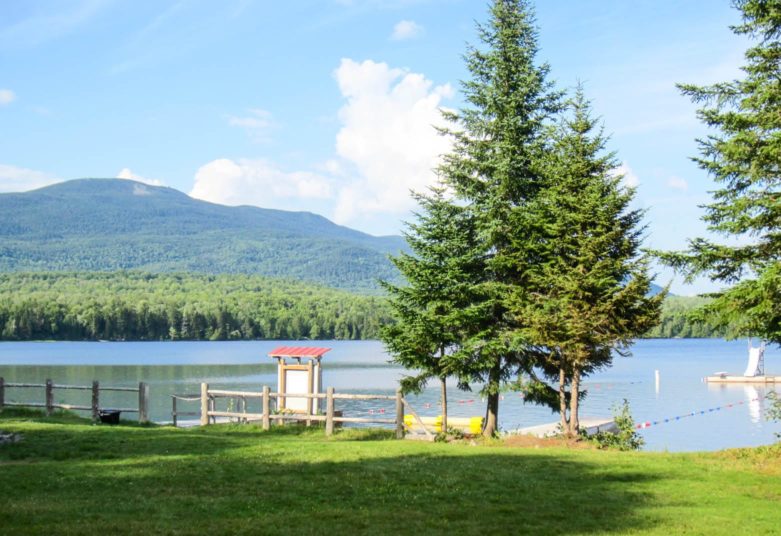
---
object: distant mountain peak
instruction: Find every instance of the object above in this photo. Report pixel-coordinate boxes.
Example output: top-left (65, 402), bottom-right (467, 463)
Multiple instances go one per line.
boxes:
top-left (0, 178), bottom-right (406, 291)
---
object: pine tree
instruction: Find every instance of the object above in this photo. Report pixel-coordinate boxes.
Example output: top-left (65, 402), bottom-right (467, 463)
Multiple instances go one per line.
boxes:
top-left (438, 0), bottom-right (561, 436)
top-left (661, 0), bottom-right (781, 344)
top-left (516, 87), bottom-right (663, 437)
top-left (381, 187), bottom-right (482, 434)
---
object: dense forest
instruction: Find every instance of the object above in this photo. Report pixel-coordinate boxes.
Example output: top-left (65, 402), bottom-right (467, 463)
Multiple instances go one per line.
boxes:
top-left (0, 272), bottom-right (391, 341)
top-left (0, 272), bottom-right (731, 342)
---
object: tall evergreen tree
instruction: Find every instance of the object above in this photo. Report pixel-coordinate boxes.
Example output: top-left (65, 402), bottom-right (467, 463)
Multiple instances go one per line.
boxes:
top-left (515, 87), bottom-right (663, 437)
top-left (661, 0), bottom-right (781, 345)
top-left (438, 0), bottom-right (561, 436)
top-left (381, 187), bottom-right (481, 433)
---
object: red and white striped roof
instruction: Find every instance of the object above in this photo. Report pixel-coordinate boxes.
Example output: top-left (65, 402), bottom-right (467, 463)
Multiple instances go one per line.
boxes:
top-left (268, 346), bottom-right (331, 359)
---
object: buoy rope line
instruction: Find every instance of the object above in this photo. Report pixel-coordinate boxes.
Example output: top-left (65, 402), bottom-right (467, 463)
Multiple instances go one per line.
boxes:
top-left (635, 397), bottom-right (762, 430)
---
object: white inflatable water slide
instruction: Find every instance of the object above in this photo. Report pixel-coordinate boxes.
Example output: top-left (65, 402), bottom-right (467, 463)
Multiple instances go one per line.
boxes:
top-left (743, 341), bottom-right (766, 377)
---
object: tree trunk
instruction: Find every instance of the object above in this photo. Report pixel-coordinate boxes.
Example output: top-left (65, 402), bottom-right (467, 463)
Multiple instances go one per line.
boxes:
top-left (568, 367), bottom-right (581, 437)
top-left (440, 376), bottom-right (448, 435)
top-left (483, 361), bottom-right (501, 437)
top-left (559, 366), bottom-right (568, 434)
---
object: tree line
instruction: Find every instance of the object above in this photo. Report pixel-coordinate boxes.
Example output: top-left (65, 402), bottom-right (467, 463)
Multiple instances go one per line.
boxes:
top-left (0, 272), bottom-right (729, 343)
top-left (0, 272), bottom-right (390, 341)
top-left (644, 296), bottom-right (734, 339)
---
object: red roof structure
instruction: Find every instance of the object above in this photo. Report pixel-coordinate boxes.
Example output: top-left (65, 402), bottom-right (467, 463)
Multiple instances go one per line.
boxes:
top-left (268, 346), bottom-right (331, 359)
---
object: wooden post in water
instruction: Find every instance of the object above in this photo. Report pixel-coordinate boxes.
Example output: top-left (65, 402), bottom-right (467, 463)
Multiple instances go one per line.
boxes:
top-left (138, 382), bottom-right (150, 424)
top-left (200, 383), bottom-right (209, 426)
top-left (0, 377), bottom-right (4, 411)
top-left (45, 379), bottom-right (54, 416)
top-left (91, 381), bottom-right (99, 422)
top-left (395, 388), bottom-right (404, 439)
top-left (172, 396), bottom-right (178, 427)
top-left (325, 387), bottom-right (335, 436)
top-left (262, 385), bottom-right (270, 431)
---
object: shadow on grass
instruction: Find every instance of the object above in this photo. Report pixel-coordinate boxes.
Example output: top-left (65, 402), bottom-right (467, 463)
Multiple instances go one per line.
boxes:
top-left (0, 414), bottom-right (661, 535)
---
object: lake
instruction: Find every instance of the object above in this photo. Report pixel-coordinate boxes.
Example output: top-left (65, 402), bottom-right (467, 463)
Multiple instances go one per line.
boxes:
top-left (0, 338), bottom-right (778, 452)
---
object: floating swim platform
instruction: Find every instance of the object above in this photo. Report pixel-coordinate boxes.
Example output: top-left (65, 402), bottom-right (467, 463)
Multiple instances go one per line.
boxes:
top-left (705, 375), bottom-right (781, 383)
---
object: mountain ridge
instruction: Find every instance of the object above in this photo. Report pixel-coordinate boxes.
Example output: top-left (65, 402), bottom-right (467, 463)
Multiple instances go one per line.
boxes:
top-left (0, 178), bottom-right (667, 296)
top-left (0, 178), bottom-right (405, 291)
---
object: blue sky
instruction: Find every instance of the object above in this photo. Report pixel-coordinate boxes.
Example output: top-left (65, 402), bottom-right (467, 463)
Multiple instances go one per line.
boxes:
top-left (0, 0), bottom-right (748, 294)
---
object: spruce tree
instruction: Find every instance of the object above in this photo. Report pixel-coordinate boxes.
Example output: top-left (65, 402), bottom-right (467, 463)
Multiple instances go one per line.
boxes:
top-left (661, 0), bottom-right (781, 345)
top-left (438, 0), bottom-right (561, 436)
top-left (381, 186), bottom-right (481, 434)
top-left (516, 87), bottom-right (663, 437)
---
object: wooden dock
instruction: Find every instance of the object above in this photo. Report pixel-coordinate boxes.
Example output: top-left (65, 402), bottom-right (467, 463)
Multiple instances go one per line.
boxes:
top-left (705, 375), bottom-right (781, 384)
top-left (508, 418), bottom-right (616, 438)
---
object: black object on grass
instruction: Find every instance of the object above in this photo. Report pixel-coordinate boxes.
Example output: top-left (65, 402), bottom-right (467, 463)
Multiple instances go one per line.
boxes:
top-left (98, 410), bottom-right (121, 425)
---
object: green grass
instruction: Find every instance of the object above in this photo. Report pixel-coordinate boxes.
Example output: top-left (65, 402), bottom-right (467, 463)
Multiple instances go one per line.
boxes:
top-left (0, 409), bottom-right (779, 535)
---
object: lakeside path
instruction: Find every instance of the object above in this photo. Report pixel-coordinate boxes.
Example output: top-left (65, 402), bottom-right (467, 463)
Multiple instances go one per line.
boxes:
top-left (0, 409), bottom-right (779, 535)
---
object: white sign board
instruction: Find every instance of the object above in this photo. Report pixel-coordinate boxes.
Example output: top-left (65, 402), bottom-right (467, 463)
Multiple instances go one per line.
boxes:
top-left (285, 369), bottom-right (310, 412)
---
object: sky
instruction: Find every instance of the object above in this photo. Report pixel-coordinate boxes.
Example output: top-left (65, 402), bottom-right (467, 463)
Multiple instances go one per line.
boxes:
top-left (0, 0), bottom-right (750, 294)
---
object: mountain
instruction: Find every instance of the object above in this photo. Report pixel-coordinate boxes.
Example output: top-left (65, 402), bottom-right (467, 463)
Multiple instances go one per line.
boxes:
top-left (0, 179), bottom-right (406, 291)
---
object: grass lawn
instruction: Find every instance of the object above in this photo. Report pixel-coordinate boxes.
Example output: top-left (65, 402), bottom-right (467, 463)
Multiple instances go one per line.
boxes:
top-left (0, 409), bottom-right (779, 535)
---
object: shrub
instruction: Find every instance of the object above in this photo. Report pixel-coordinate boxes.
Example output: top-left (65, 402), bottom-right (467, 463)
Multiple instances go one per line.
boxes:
top-left (586, 399), bottom-right (644, 451)
top-left (767, 391), bottom-right (781, 440)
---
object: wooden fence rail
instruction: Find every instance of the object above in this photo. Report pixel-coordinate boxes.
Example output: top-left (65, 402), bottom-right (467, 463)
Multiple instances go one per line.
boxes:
top-left (170, 394), bottom-right (201, 427)
top-left (0, 377), bottom-right (150, 423)
top-left (197, 383), bottom-right (433, 438)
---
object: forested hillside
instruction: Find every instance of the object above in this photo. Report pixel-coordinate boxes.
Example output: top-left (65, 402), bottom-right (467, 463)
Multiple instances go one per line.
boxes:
top-left (0, 179), bottom-right (404, 292)
top-left (644, 295), bottom-right (733, 338)
top-left (0, 272), bottom-right (728, 342)
top-left (0, 272), bottom-right (391, 341)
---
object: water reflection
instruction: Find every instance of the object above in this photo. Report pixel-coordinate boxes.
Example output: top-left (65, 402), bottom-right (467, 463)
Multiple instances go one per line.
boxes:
top-left (745, 386), bottom-right (762, 424)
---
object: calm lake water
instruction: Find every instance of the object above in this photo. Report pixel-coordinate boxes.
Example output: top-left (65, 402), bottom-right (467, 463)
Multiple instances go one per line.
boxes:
top-left (0, 338), bottom-right (778, 452)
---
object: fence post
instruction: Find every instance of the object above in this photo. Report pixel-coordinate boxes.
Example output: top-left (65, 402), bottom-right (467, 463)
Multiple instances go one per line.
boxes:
top-left (45, 379), bottom-right (54, 416)
top-left (395, 388), bottom-right (404, 439)
top-left (262, 385), bottom-right (270, 431)
top-left (172, 396), bottom-right (178, 427)
top-left (91, 380), bottom-right (99, 422)
top-left (138, 382), bottom-right (150, 424)
top-left (0, 377), bottom-right (4, 411)
top-left (325, 387), bottom-right (335, 436)
top-left (200, 383), bottom-right (209, 426)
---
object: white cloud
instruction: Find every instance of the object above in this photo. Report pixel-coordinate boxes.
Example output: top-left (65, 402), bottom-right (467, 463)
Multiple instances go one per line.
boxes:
top-left (0, 164), bottom-right (59, 192)
top-left (0, 89), bottom-right (16, 105)
top-left (227, 108), bottom-right (273, 142)
top-left (190, 158), bottom-right (332, 207)
top-left (391, 20), bottom-right (423, 41)
top-left (611, 162), bottom-right (640, 188)
top-left (331, 58), bottom-right (453, 224)
top-left (667, 176), bottom-right (689, 191)
top-left (188, 58), bottom-right (453, 233)
top-left (116, 168), bottom-right (164, 186)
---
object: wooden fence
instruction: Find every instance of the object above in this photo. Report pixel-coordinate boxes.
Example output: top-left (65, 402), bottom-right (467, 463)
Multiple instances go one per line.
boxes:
top-left (199, 384), bottom-right (434, 439)
top-left (170, 393), bottom-right (201, 427)
top-left (0, 377), bottom-right (150, 423)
